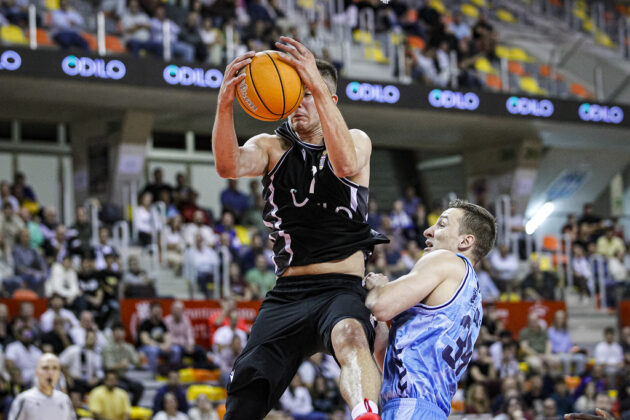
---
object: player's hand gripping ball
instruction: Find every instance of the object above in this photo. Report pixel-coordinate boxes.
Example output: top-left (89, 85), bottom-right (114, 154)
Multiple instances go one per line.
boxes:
top-left (236, 50), bottom-right (304, 121)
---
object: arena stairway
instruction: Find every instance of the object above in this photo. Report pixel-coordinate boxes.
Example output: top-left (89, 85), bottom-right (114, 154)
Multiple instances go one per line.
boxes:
top-left (565, 291), bottom-right (617, 352)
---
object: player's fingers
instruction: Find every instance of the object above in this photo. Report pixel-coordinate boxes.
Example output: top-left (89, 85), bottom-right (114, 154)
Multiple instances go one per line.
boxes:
top-left (226, 51), bottom-right (255, 72)
top-left (230, 58), bottom-right (252, 74)
top-left (274, 50), bottom-right (299, 67)
top-left (275, 42), bottom-right (301, 60)
top-left (279, 36), bottom-right (308, 55)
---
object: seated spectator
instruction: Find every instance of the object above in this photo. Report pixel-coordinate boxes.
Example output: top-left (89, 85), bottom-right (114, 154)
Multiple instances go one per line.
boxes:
top-left (153, 370), bottom-right (189, 414)
top-left (472, 12), bottom-right (497, 57)
top-left (207, 298), bottom-right (248, 347)
top-left (10, 301), bottom-right (41, 339)
top-left (142, 168), bottom-right (173, 204)
top-left (547, 310), bottom-right (585, 376)
top-left (97, 250), bottom-right (123, 328)
top-left (150, 4), bottom-right (195, 63)
top-left (45, 255), bottom-right (81, 309)
top-left (227, 262), bottom-right (251, 300)
top-left (88, 370), bottom-right (131, 420)
top-left (134, 191), bottom-right (159, 247)
top-left (522, 373), bottom-right (547, 414)
top-left (497, 340), bottom-right (520, 379)
top-left (59, 329), bottom-right (103, 395)
top-left (310, 375), bottom-right (342, 415)
top-left (596, 227), bottom-right (625, 258)
top-left (540, 397), bottom-right (558, 420)
top-left (389, 199), bottom-right (414, 231)
top-left (138, 302), bottom-right (181, 373)
top-left (164, 300), bottom-right (206, 367)
top-left (594, 327), bottom-right (624, 382)
top-left (0, 181), bottom-right (19, 212)
top-left (77, 255), bottom-right (104, 312)
top-left (298, 353), bottom-right (340, 388)
top-left (17, 207), bottom-right (43, 250)
top-left (211, 333), bottom-right (242, 386)
top-left (239, 233), bottom-right (265, 273)
top-left (621, 325), bottom-right (630, 364)
top-left (592, 393), bottom-right (613, 416)
top-left (367, 198), bottom-right (382, 231)
top-left (188, 394), bottom-right (219, 420)
top-left (448, 10), bottom-right (470, 40)
top-left (550, 377), bottom-right (573, 415)
top-left (180, 11), bottom-right (206, 63)
top-left (165, 215), bottom-right (186, 275)
top-left (572, 243), bottom-right (594, 299)
top-left (608, 249), bottom-right (627, 283)
top-left (465, 383), bottom-right (490, 414)
top-left (215, 211), bottom-right (241, 252)
top-left (477, 260), bottom-right (500, 302)
top-left (578, 203), bottom-right (602, 234)
top-left (68, 206), bottom-right (92, 256)
top-left (70, 310), bottom-right (108, 352)
top-left (50, 0), bottom-right (89, 50)
top-left (40, 293), bottom-right (80, 333)
top-left (467, 343), bottom-right (497, 386)
top-left (122, 0), bottom-right (162, 58)
top-left (40, 315), bottom-right (74, 355)
top-left (11, 228), bottom-right (47, 293)
top-left (519, 313), bottom-right (551, 372)
top-left (185, 233), bottom-right (219, 299)
top-left (92, 227), bottom-right (119, 271)
top-left (184, 210), bottom-right (216, 248)
top-left (102, 323), bottom-right (144, 406)
top-left (43, 225), bottom-right (70, 264)
top-left (489, 245), bottom-right (519, 293)
top-left (122, 255), bottom-right (156, 298)
top-left (13, 172), bottom-right (36, 203)
top-left (521, 261), bottom-right (558, 301)
top-left (154, 392), bottom-right (189, 420)
top-left (279, 375), bottom-right (315, 418)
top-left (212, 311), bottom-right (247, 352)
top-left (0, 200), bottom-right (25, 260)
top-left (39, 206), bottom-right (59, 243)
top-left (574, 381), bottom-right (597, 413)
top-left (4, 326), bottom-right (42, 386)
top-left (0, 303), bottom-right (9, 345)
top-left (200, 17), bottom-right (224, 65)
top-left (220, 180), bottom-right (249, 222)
top-left (245, 254), bottom-right (276, 299)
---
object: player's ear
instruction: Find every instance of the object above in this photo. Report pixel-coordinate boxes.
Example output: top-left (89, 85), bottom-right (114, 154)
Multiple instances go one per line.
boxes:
top-left (459, 234), bottom-right (475, 251)
top-left (332, 94), bottom-right (338, 104)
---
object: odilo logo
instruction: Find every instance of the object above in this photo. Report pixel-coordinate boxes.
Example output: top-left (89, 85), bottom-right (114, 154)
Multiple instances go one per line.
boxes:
top-left (345, 82), bottom-right (400, 104)
top-left (0, 50), bottom-right (22, 71)
top-left (62, 55), bottom-right (126, 80)
top-left (578, 103), bottom-right (623, 124)
top-left (428, 89), bottom-right (479, 111)
top-left (163, 65), bottom-right (222, 88)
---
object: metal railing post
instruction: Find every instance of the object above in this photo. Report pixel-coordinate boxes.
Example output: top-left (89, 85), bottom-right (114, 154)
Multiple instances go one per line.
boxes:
top-left (28, 4), bottom-right (37, 50)
top-left (163, 21), bottom-right (171, 62)
top-left (97, 11), bottom-right (106, 56)
top-left (564, 233), bottom-right (573, 289)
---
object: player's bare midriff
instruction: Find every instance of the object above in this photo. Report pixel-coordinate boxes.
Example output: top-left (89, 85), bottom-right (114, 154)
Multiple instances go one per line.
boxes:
top-left (281, 250), bottom-right (366, 278)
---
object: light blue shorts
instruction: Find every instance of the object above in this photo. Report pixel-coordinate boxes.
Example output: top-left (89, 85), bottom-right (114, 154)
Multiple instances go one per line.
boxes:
top-left (382, 398), bottom-right (448, 420)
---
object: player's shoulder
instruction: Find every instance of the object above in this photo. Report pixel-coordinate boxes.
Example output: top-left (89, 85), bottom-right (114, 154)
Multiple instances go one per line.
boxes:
top-left (246, 133), bottom-right (290, 151)
top-left (349, 129), bottom-right (372, 144)
top-left (419, 250), bottom-right (468, 275)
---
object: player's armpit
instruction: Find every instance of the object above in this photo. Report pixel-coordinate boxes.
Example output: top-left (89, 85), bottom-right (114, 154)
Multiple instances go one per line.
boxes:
top-left (365, 250), bottom-right (461, 322)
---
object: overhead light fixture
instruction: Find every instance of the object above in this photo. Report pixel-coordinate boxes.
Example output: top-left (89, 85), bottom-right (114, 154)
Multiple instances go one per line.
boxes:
top-left (525, 202), bottom-right (555, 235)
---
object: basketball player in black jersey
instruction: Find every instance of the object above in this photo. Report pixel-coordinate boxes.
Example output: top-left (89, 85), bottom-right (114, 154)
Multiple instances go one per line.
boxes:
top-left (212, 37), bottom-right (388, 420)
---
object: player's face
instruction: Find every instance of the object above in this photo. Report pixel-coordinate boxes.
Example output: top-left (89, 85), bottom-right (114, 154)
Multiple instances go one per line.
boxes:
top-left (423, 208), bottom-right (464, 253)
top-left (36, 355), bottom-right (61, 389)
top-left (289, 89), bottom-right (319, 133)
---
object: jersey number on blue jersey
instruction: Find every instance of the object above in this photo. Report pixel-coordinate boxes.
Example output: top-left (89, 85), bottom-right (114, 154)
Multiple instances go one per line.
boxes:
top-left (441, 307), bottom-right (481, 375)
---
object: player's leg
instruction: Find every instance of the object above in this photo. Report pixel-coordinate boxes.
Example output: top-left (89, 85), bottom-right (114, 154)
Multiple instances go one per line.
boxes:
top-left (225, 293), bottom-right (317, 420)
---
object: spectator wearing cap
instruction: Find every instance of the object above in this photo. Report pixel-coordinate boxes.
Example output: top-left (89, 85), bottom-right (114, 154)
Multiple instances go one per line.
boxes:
top-left (50, 0), bottom-right (89, 50)
top-left (121, 0), bottom-right (162, 58)
top-left (46, 254), bottom-right (81, 310)
top-left (596, 227), bottom-right (625, 258)
top-left (88, 370), bottom-right (132, 420)
top-left (594, 327), bottom-right (624, 382)
top-left (5, 326), bottom-right (43, 386)
top-left (59, 329), bottom-right (103, 395)
top-left (138, 302), bottom-right (182, 373)
top-left (40, 293), bottom-right (80, 333)
top-left (11, 228), bottom-right (47, 293)
top-left (102, 322), bottom-right (144, 406)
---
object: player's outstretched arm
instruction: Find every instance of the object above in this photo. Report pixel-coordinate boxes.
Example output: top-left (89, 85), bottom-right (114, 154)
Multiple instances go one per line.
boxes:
top-left (212, 51), bottom-right (270, 179)
top-left (365, 250), bottom-right (463, 322)
top-left (275, 36), bottom-right (365, 179)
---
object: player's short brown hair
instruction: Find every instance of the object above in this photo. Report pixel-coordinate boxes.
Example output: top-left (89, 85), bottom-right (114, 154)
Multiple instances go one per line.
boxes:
top-left (316, 59), bottom-right (337, 95)
top-left (449, 199), bottom-right (496, 262)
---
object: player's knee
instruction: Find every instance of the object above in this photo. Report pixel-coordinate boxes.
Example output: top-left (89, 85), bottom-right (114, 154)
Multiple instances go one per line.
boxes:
top-left (331, 318), bottom-right (369, 358)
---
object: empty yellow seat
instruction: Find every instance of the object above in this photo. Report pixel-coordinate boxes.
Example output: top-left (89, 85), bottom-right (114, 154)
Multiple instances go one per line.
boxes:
top-left (471, 0), bottom-right (486, 7)
top-left (0, 25), bottom-right (28, 45)
top-left (429, 0), bottom-right (445, 14)
top-left (509, 47), bottom-right (534, 63)
top-left (353, 30), bottom-right (372, 44)
top-left (497, 9), bottom-right (517, 23)
top-left (596, 30), bottom-right (614, 47)
top-left (45, 0), bottom-right (59, 10)
top-left (130, 407), bottom-right (152, 420)
top-left (495, 45), bottom-right (510, 59)
top-left (461, 4), bottom-right (479, 19)
top-left (187, 385), bottom-right (227, 403)
top-left (582, 18), bottom-right (594, 32)
top-left (475, 57), bottom-right (497, 74)
top-left (297, 0), bottom-right (313, 10)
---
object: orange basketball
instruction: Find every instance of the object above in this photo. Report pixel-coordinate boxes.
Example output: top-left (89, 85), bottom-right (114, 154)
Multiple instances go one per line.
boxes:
top-left (236, 50), bottom-right (303, 121)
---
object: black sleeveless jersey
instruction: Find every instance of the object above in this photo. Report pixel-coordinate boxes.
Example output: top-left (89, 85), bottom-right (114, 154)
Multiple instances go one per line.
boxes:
top-left (262, 122), bottom-right (389, 275)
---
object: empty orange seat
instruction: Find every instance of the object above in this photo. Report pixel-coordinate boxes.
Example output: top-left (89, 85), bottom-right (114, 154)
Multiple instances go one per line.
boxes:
top-left (570, 83), bottom-right (591, 98)
top-left (486, 73), bottom-right (503, 90)
top-left (508, 60), bottom-right (526, 76)
top-left (13, 289), bottom-right (38, 299)
top-left (542, 235), bottom-right (559, 252)
top-left (407, 35), bottom-right (425, 50)
top-left (106, 35), bottom-right (126, 53)
top-left (82, 32), bottom-right (97, 50)
top-left (35, 28), bottom-right (55, 46)
top-left (539, 64), bottom-right (550, 77)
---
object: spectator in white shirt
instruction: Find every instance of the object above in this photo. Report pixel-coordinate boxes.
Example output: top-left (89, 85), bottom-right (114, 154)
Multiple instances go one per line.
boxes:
top-left (150, 4), bottom-right (195, 63)
top-left (69, 311), bottom-right (108, 352)
top-left (46, 255), bottom-right (81, 308)
top-left (59, 329), bottom-right (103, 394)
top-left (51, 0), bottom-right (89, 51)
top-left (594, 327), bottom-right (624, 380)
top-left (389, 200), bottom-right (413, 231)
top-left (184, 233), bottom-right (219, 298)
top-left (280, 375), bottom-right (313, 416)
top-left (572, 243), bottom-right (594, 299)
top-left (165, 215), bottom-right (186, 275)
top-left (4, 326), bottom-right (42, 386)
top-left (40, 294), bottom-right (80, 333)
top-left (488, 245), bottom-right (519, 293)
top-left (448, 10), bottom-right (470, 40)
top-left (184, 210), bottom-right (216, 248)
top-left (135, 191), bottom-right (160, 248)
top-left (92, 227), bottom-right (119, 271)
top-left (188, 394), bottom-right (219, 420)
top-left (121, 0), bottom-right (162, 58)
top-left (154, 392), bottom-right (189, 420)
top-left (212, 311), bottom-right (247, 352)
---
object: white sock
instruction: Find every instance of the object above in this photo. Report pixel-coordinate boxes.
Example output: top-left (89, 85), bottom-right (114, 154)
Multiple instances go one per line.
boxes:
top-left (351, 399), bottom-right (379, 419)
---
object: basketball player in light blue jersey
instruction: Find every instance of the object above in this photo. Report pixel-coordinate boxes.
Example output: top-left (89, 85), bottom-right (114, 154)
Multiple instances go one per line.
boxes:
top-left (365, 199), bottom-right (496, 420)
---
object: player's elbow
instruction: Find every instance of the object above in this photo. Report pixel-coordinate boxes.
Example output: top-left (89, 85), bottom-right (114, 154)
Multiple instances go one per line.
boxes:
top-left (366, 295), bottom-right (394, 322)
top-left (332, 162), bottom-right (359, 179)
top-left (215, 162), bottom-right (237, 179)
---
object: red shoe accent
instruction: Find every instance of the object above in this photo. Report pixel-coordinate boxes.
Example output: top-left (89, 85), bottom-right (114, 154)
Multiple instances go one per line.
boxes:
top-left (355, 414), bottom-right (381, 420)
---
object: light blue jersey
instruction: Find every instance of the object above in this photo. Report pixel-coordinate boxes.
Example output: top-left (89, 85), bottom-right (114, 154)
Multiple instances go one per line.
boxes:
top-left (381, 254), bottom-right (482, 420)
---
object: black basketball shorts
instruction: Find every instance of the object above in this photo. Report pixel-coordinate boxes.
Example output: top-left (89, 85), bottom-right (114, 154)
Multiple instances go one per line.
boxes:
top-left (224, 273), bottom-right (376, 420)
